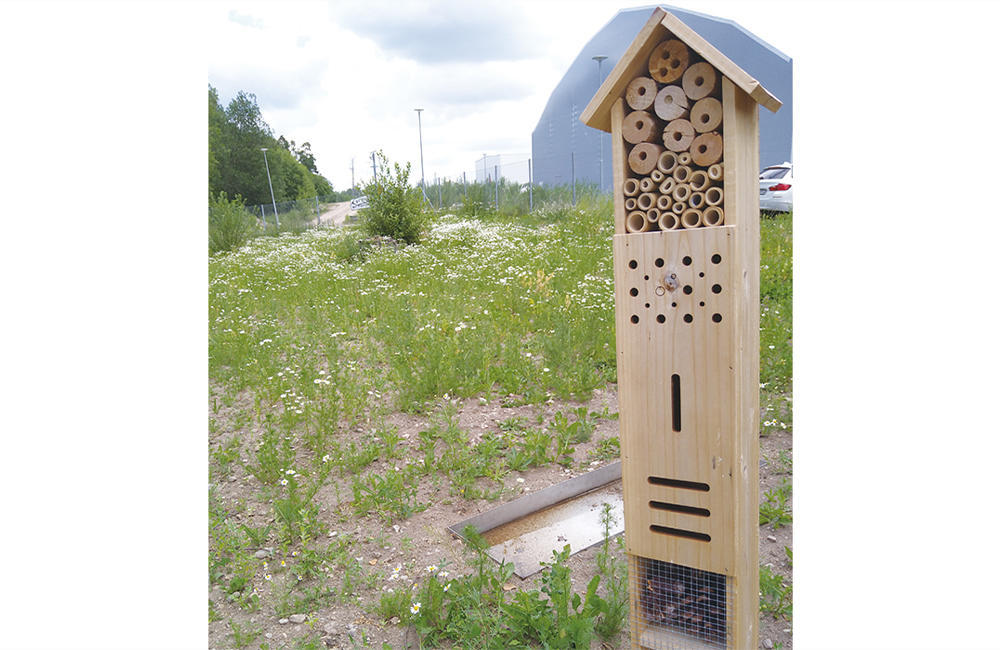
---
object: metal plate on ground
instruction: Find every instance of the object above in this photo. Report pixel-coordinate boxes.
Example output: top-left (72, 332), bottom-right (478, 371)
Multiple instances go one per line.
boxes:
top-left (448, 462), bottom-right (625, 578)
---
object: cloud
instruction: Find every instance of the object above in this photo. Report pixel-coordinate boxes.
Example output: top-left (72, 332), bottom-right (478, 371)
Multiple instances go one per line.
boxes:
top-left (412, 63), bottom-right (535, 107)
top-left (227, 10), bottom-right (263, 29)
top-left (332, 0), bottom-right (545, 63)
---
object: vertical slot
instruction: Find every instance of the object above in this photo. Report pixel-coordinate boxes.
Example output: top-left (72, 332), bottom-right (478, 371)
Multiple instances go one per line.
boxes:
top-left (671, 373), bottom-right (681, 432)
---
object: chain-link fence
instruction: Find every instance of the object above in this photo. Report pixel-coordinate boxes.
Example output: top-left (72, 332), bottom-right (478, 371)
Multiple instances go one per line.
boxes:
top-left (247, 192), bottom-right (357, 231)
top-left (417, 154), bottom-right (607, 216)
top-left (241, 154), bottom-right (605, 236)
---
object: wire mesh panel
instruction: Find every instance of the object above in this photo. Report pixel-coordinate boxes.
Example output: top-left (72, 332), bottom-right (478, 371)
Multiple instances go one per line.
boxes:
top-left (629, 555), bottom-right (730, 649)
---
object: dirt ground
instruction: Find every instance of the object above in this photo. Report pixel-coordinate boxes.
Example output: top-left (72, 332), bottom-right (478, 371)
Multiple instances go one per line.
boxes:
top-left (209, 386), bottom-right (792, 649)
top-left (318, 201), bottom-right (356, 227)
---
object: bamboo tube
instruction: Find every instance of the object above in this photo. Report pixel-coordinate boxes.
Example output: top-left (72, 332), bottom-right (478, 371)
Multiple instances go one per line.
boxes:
top-left (623, 110), bottom-right (661, 145)
top-left (703, 206), bottom-right (725, 226)
top-left (681, 208), bottom-right (703, 228)
top-left (648, 39), bottom-right (689, 83)
top-left (639, 177), bottom-right (657, 193)
top-left (690, 97), bottom-right (723, 133)
top-left (689, 191), bottom-right (706, 210)
top-left (707, 163), bottom-right (724, 181)
top-left (659, 177), bottom-right (676, 195)
top-left (650, 169), bottom-right (665, 183)
top-left (628, 143), bottom-right (664, 175)
top-left (663, 119), bottom-right (695, 152)
top-left (656, 194), bottom-right (672, 211)
top-left (653, 85), bottom-right (688, 121)
top-left (689, 170), bottom-right (710, 191)
top-left (705, 186), bottom-right (724, 206)
top-left (690, 132), bottom-right (724, 166)
top-left (626, 210), bottom-right (651, 233)
top-left (625, 197), bottom-right (638, 211)
top-left (659, 211), bottom-right (681, 231)
top-left (637, 192), bottom-right (656, 210)
top-left (682, 62), bottom-right (719, 100)
top-left (678, 151), bottom-right (692, 165)
top-left (671, 201), bottom-right (686, 215)
top-left (646, 207), bottom-right (661, 224)
top-left (623, 178), bottom-right (640, 196)
top-left (656, 151), bottom-right (678, 174)
top-left (625, 76), bottom-right (657, 111)
top-left (672, 183), bottom-right (691, 203)
top-left (672, 165), bottom-right (692, 183)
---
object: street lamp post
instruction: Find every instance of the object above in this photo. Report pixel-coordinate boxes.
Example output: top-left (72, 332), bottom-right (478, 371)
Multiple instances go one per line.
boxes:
top-left (261, 147), bottom-right (279, 226)
top-left (414, 108), bottom-right (426, 191)
top-left (592, 55), bottom-right (608, 193)
top-left (415, 108), bottom-right (431, 206)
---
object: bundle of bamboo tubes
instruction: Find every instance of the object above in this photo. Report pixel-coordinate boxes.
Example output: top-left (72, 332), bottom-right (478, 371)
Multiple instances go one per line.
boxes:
top-left (622, 34), bottom-right (726, 234)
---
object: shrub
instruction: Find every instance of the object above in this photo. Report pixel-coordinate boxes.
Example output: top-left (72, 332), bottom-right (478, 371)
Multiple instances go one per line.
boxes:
top-left (358, 151), bottom-right (426, 244)
top-left (209, 192), bottom-right (258, 255)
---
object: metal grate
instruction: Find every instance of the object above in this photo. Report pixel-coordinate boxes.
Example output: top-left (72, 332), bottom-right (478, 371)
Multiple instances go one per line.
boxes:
top-left (630, 555), bottom-right (730, 649)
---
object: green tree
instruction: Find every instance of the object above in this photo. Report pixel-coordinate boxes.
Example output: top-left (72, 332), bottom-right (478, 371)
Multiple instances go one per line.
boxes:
top-left (208, 85), bottom-right (334, 206)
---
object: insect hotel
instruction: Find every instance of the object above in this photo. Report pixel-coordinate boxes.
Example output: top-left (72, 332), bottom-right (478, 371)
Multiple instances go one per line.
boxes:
top-left (580, 7), bottom-right (782, 649)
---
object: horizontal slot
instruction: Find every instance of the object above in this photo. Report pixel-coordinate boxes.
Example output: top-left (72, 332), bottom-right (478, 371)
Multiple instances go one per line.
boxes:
top-left (647, 476), bottom-right (710, 492)
top-left (650, 524), bottom-right (711, 542)
top-left (649, 501), bottom-right (710, 517)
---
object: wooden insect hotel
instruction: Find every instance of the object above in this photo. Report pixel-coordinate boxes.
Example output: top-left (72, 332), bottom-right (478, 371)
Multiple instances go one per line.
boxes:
top-left (580, 8), bottom-right (781, 649)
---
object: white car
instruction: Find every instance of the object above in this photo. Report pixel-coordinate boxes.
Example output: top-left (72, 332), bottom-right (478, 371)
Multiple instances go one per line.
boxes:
top-left (759, 163), bottom-right (792, 214)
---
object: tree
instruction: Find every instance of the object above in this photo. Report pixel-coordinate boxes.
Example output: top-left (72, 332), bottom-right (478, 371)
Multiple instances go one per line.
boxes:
top-left (207, 85), bottom-right (333, 205)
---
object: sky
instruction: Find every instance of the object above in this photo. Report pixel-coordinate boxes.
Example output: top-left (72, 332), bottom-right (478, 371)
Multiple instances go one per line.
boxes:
top-left (207, 1), bottom-right (798, 190)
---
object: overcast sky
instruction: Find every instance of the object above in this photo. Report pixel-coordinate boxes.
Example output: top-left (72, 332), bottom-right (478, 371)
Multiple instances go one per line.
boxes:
top-left (207, 1), bottom-right (797, 190)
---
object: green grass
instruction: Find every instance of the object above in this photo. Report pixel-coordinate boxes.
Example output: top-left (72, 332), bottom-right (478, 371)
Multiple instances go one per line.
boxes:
top-left (209, 198), bottom-right (794, 644)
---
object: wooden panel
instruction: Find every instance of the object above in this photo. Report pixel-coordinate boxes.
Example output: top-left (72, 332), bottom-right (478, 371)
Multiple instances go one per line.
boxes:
top-left (614, 227), bottom-right (735, 576)
top-left (611, 98), bottom-right (627, 235)
top-left (722, 76), bottom-right (761, 650)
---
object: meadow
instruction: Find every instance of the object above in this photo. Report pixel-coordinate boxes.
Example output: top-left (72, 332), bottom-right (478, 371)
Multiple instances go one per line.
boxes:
top-left (208, 198), bottom-right (793, 649)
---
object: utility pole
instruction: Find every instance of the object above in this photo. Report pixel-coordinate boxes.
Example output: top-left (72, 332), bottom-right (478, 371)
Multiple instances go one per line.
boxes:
top-left (350, 158), bottom-right (355, 197)
top-left (371, 152), bottom-right (377, 183)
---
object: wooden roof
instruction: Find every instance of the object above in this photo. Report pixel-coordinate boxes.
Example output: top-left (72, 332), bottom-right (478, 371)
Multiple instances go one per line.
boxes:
top-left (581, 7), bottom-right (782, 133)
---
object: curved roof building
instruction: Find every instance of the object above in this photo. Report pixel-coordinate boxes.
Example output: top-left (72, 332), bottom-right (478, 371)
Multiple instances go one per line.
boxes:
top-left (531, 5), bottom-right (791, 189)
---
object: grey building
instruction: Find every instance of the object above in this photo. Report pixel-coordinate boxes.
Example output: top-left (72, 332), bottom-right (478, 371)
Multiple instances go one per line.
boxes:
top-left (531, 5), bottom-right (792, 189)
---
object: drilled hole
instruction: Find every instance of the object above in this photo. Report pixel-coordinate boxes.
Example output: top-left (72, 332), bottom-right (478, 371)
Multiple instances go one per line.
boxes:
top-left (683, 285), bottom-right (693, 295)
top-left (631, 315), bottom-right (639, 324)
top-left (655, 258), bottom-right (664, 267)
top-left (630, 287), bottom-right (639, 297)
top-left (712, 284), bottom-right (722, 294)
top-left (656, 314), bottom-right (665, 323)
top-left (683, 314), bottom-right (693, 323)
top-left (645, 303), bottom-right (651, 308)
top-left (682, 256), bottom-right (692, 266)
top-left (699, 301), bottom-right (705, 307)
top-left (712, 313), bottom-right (722, 323)
top-left (711, 253), bottom-right (721, 264)
top-left (629, 260), bottom-right (638, 269)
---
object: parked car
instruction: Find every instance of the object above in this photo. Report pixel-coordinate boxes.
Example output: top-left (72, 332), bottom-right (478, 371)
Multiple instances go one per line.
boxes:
top-left (759, 162), bottom-right (792, 214)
